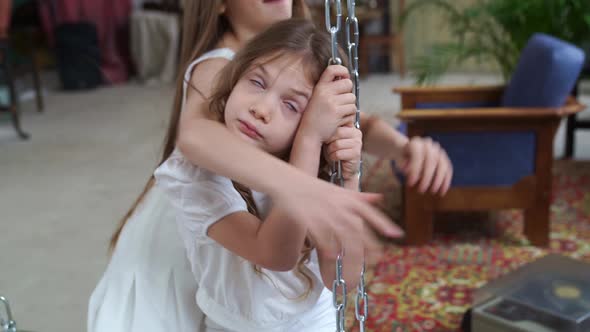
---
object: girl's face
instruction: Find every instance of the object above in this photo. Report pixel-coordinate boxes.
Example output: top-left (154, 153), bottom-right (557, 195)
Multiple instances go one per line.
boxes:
top-left (224, 54), bottom-right (313, 157)
top-left (224, 0), bottom-right (293, 33)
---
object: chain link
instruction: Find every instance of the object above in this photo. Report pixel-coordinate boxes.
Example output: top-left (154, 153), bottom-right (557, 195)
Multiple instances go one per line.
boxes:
top-left (326, 1), bottom-right (346, 330)
top-left (325, 1), bottom-right (366, 331)
top-left (354, 265), bottom-right (369, 332)
top-left (326, 0), bottom-right (344, 187)
top-left (344, 1), bottom-right (360, 128)
top-left (325, 0), bottom-right (342, 66)
top-left (0, 296), bottom-right (17, 332)
top-left (331, 254), bottom-right (347, 332)
top-left (344, 3), bottom-right (367, 330)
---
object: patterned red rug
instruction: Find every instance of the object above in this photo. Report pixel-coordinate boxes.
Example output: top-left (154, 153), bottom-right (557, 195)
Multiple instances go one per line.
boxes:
top-left (344, 159), bottom-right (590, 332)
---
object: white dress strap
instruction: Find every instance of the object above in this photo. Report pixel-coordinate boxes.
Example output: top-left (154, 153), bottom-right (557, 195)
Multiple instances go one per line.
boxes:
top-left (181, 48), bottom-right (235, 110)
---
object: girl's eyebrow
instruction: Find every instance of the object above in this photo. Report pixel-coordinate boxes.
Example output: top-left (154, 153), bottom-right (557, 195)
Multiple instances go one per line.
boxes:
top-left (256, 64), bottom-right (311, 100)
top-left (288, 87), bottom-right (311, 101)
top-left (256, 64), bottom-right (269, 78)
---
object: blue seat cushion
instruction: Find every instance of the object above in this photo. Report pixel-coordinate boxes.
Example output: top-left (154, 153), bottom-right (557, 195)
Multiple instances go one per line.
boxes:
top-left (390, 130), bottom-right (536, 187)
top-left (502, 33), bottom-right (585, 107)
top-left (429, 132), bottom-right (536, 187)
top-left (394, 100), bottom-right (534, 187)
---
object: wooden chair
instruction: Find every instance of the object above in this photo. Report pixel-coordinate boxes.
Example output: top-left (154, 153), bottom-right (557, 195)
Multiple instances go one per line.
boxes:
top-left (0, 0), bottom-right (44, 139)
top-left (393, 34), bottom-right (586, 247)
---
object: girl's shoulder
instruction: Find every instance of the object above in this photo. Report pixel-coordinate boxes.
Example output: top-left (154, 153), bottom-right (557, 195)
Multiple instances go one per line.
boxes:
top-left (184, 48), bottom-right (235, 81)
top-left (197, 48), bottom-right (235, 63)
top-left (184, 48), bottom-right (236, 100)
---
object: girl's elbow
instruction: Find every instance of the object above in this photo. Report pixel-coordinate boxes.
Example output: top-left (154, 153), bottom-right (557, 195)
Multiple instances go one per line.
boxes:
top-left (260, 252), bottom-right (299, 272)
top-left (176, 120), bottom-right (205, 156)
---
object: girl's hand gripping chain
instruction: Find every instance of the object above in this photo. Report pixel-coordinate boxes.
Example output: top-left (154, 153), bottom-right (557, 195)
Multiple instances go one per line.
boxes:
top-left (298, 65), bottom-right (357, 145)
top-left (325, 124), bottom-right (362, 181)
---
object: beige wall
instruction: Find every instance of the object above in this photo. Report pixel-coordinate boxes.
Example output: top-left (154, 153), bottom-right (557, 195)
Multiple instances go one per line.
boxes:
top-left (390, 0), bottom-right (497, 73)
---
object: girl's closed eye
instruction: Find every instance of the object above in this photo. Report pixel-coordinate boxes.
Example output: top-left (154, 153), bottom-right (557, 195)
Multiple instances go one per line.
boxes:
top-left (284, 100), bottom-right (299, 113)
top-left (250, 78), bottom-right (265, 89)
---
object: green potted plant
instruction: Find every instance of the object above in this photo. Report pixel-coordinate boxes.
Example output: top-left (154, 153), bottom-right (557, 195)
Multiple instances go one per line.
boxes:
top-left (401, 0), bottom-right (590, 84)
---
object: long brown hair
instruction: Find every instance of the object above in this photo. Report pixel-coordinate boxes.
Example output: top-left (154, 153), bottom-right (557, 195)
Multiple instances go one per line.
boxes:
top-left (207, 18), bottom-right (346, 298)
top-left (110, 1), bottom-right (311, 249)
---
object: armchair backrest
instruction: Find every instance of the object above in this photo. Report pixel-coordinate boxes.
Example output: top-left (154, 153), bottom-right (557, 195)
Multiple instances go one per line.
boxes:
top-left (501, 33), bottom-right (585, 108)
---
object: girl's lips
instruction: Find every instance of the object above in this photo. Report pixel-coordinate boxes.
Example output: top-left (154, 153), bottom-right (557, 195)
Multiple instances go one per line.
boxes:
top-left (238, 120), bottom-right (262, 139)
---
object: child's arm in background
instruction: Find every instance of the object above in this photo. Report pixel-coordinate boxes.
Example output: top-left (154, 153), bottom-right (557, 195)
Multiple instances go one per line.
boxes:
top-left (359, 112), bottom-right (453, 195)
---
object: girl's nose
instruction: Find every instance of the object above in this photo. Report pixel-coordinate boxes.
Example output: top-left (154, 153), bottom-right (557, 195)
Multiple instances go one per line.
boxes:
top-left (249, 98), bottom-right (273, 123)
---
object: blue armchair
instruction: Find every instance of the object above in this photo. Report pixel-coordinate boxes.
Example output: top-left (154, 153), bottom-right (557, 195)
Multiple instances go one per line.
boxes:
top-left (393, 33), bottom-right (586, 246)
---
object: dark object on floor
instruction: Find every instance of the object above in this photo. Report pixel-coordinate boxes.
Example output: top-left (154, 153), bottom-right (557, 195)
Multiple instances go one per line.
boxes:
top-left (47, 0), bottom-right (103, 90)
top-left (471, 254), bottom-right (590, 332)
top-left (461, 308), bottom-right (472, 332)
top-left (54, 22), bottom-right (103, 90)
top-left (39, 0), bottom-right (132, 85)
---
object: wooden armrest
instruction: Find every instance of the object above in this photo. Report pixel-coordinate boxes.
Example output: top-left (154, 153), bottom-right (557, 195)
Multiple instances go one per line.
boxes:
top-left (393, 85), bottom-right (505, 95)
top-left (398, 99), bottom-right (585, 121)
top-left (393, 85), bottom-right (505, 109)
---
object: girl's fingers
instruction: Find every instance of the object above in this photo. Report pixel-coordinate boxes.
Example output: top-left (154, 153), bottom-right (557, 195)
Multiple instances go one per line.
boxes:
top-left (441, 163), bottom-right (453, 195)
top-left (359, 224), bottom-right (383, 257)
top-left (326, 126), bottom-right (361, 145)
top-left (405, 141), bottom-right (424, 187)
top-left (328, 148), bottom-right (359, 162)
top-left (430, 155), bottom-right (447, 194)
top-left (333, 92), bottom-right (356, 106)
top-left (355, 193), bottom-right (404, 238)
top-left (418, 141), bottom-right (439, 193)
top-left (325, 138), bottom-right (354, 155)
top-left (328, 79), bottom-right (353, 94)
top-left (318, 65), bottom-right (350, 83)
top-left (326, 129), bottom-right (359, 145)
top-left (338, 104), bottom-right (358, 118)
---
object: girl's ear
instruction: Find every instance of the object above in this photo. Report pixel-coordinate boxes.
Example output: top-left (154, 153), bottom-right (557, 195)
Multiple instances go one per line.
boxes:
top-left (219, 2), bottom-right (226, 15)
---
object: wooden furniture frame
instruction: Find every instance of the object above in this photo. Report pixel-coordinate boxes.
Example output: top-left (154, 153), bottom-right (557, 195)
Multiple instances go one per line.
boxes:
top-left (394, 85), bottom-right (584, 246)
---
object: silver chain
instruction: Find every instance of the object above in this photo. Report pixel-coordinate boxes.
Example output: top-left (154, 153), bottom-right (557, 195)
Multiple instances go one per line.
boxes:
top-left (0, 296), bottom-right (17, 332)
top-left (355, 265), bottom-right (368, 332)
top-left (345, 0), bottom-right (361, 127)
top-left (332, 253), bottom-right (347, 332)
top-left (325, 1), bottom-right (367, 331)
top-left (325, 2), bottom-right (347, 331)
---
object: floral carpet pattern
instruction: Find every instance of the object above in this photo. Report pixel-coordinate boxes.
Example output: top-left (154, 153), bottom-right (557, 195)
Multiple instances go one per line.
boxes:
top-left (343, 159), bottom-right (590, 332)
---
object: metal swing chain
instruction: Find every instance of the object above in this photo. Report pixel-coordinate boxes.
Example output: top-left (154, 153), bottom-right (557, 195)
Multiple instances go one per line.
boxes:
top-left (0, 296), bottom-right (17, 332)
top-left (343, 4), bottom-right (369, 331)
top-left (324, 2), bottom-right (347, 331)
top-left (325, 0), bottom-right (344, 190)
top-left (325, 1), bottom-right (367, 331)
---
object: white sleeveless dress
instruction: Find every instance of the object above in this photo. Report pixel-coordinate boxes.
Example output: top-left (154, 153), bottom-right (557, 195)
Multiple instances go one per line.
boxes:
top-left (87, 48), bottom-right (236, 332)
